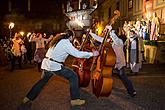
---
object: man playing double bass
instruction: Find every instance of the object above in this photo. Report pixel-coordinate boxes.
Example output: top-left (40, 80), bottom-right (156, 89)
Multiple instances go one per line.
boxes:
top-left (20, 30), bottom-right (99, 109)
top-left (89, 25), bottom-right (136, 97)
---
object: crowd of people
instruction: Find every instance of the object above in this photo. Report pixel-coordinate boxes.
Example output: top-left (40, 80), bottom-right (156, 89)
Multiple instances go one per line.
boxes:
top-left (123, 12), bottom-right (160, 41)
top-left (0, 32), bottom-right (54, 72)
top-left (119, 13), bottom-right (160, 74)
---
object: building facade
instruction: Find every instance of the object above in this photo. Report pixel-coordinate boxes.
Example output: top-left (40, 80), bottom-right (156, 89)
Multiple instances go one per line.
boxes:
top-left (0, 0), bottom-right (66, 38)
top-left (90, 0), bottom-right (165, 35)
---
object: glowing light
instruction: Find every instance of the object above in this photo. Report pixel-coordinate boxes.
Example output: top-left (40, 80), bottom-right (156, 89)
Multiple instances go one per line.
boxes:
top-left (9, 22), bottom-right (14, 29)
top-left (97, 25), bottom-right (104, 36)
top-left (20, 31), bottom-right (24, 36)
top-left (74, 18), bottom-right (84, 28)
top-left (27, 32), bottom-right (31, 37)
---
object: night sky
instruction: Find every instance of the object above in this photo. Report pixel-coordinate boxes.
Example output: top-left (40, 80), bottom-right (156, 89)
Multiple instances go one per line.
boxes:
top-left (0, 0), bottom-right (66, 17)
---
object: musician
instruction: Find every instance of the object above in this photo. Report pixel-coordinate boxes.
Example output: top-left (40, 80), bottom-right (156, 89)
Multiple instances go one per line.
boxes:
top-left (20, 29), bottom-right (99, 108)
top-left (89, 26), bottom-right (136, 97)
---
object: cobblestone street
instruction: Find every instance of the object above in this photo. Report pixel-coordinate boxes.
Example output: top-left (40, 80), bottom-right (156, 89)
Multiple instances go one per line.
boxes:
top-left (0, 58), bottom-right (165, 110)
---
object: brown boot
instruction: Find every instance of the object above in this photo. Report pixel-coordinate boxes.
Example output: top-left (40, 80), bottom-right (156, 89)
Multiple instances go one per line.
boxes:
top-left (22, 97), bottom-right (32, 104)
top-left (18, 97), bottom-right (32, 110)
top-left (70, 99), bottom-right (85, 106)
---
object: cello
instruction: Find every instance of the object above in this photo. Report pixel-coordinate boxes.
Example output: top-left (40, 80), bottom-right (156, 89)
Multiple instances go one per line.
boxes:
top-left (72, 22), bottom-right (97, 87)
top-left (91, 10), bottom-right (120, 97)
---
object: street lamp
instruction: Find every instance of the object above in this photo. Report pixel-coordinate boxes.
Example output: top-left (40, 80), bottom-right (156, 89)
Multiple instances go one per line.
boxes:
top-left (8, 22), bottom-right (15, 38)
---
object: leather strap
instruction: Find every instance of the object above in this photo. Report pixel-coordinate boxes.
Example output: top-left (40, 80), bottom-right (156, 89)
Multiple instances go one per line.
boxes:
top-left (45, 57), bottom-right (64, 65)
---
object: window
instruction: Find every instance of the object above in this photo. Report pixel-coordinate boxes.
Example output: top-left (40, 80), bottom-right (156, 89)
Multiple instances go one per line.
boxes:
top-left (128, 0), bottom-right (133, 9)
top-left (109, 7), bottom-right (111, 18)
top-left (117, 2), bottom-right (119, 10)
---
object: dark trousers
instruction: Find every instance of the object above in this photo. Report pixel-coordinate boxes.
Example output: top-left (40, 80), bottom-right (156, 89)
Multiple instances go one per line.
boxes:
top-left (26, 66), bottom-right (80, 101)
top-left (116, 67), bottom-right (135, 95)
top-left (37, 62), bottom-right (41, 72)
top-left (11, 55), bottom-right (22, 71)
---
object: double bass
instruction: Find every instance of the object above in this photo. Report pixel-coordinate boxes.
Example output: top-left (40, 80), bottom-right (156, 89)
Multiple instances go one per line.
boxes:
top-left (72, 22), bottom-right (97, 87)
top-left (91, 10), bottom-right (120, 97)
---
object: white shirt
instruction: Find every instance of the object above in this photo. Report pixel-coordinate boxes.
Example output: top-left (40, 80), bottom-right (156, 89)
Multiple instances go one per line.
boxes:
top-left (112, 40), bottom-right (126, 69)
top-left (129, 37), bottom-right (137, 49)
top-left (41, 39), bottom-right (93, 71)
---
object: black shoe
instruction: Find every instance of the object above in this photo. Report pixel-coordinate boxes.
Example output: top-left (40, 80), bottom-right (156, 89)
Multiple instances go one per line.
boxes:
top-left (130, 70), bottom-right (133, 73)
top-left (17, 101), bottom-right (32, 110)
top-left (133, 72), bottom-right (138, 75)
top-left (130, 91), bottom-right (137, 97)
